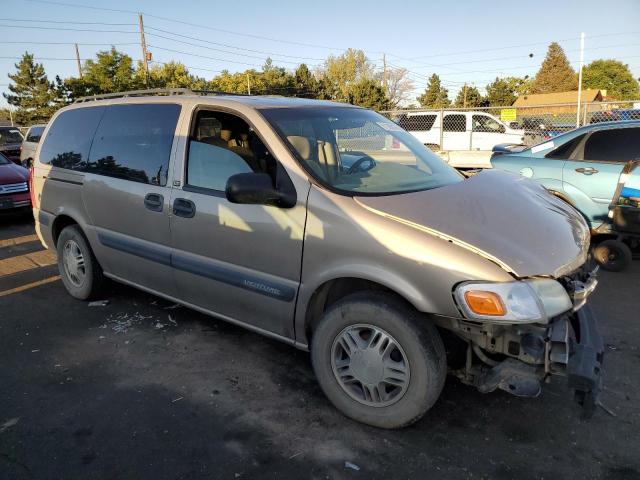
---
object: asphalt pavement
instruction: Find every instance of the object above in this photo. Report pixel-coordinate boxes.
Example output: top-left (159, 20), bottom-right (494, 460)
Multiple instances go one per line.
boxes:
top-left (1, 212), bottom-right (639, 480)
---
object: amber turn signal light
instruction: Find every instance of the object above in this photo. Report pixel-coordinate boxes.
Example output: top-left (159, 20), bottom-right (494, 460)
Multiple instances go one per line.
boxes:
top-left (463, 291), bottom-right (506, 316)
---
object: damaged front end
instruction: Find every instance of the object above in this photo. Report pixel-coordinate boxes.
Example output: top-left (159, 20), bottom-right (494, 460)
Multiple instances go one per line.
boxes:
top-left (440, 264), bottom-right (604, 417)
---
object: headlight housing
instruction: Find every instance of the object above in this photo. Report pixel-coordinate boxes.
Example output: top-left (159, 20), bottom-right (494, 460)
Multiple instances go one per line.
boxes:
top-left (454, 279), bottom-right (572, 324)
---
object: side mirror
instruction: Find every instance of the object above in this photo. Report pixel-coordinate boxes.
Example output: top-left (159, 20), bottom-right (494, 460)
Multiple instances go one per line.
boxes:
top-left (226, 172), bottom-right (293, 207)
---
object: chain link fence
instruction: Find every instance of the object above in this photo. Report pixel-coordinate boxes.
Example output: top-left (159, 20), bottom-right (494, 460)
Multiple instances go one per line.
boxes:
top-left (382, 100), bottom-right (640, 152)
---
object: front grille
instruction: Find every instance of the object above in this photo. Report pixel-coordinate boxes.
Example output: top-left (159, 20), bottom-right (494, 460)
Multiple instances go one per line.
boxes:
top-left (0, 182), bottom-right (28, 194)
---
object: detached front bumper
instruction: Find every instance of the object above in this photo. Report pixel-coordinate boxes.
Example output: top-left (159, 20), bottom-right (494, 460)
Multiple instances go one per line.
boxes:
top-left (553, 305), bottom-right (604, 414)
top-left (472, 305), bottom-right (604, 416)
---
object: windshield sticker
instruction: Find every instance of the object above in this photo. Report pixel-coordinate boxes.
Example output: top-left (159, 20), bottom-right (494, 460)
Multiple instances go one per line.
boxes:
top-left (377, 122), bottom-right (403, 132)
top-left (531, 141), bottom-right (554, 153)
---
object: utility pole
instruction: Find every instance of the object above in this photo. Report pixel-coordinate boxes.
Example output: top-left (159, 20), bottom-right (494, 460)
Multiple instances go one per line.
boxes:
top-left (463, 83), bottom-right (468, 108)
top-left (74, 43), bottom-right (82, 78)
top-left (382, 53), bottom-right (388, 93)
top-left (138, 13), bottom-right (149, 87)
top-left (576, 32), bottom-right (585, 127)
top-left (246, 73), bottom-right (251, 95)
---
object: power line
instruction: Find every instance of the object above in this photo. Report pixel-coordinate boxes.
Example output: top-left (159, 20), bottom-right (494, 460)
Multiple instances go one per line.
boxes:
top-left (145, 26), bottom-right (326, 62)
top-left (0, 23), bottom-right (137, 34)
top-left (0, 40), bottom-right (139, 46)
top-left (147, 45), bottom-right (267, 68)
top-left (145, 32), bottom-right (320, 66)
top-left (0, 17), bottom-right (135, 26)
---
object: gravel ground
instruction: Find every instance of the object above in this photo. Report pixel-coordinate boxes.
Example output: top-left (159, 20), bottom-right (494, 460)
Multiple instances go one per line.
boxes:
top-left (1, 212), bottom-right (639, 480)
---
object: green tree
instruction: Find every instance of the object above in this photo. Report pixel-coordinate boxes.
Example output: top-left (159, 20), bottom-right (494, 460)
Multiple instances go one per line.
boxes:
top-left (294, 63), bottom-right (320, 97)
top-left (485, 76), bottom-right (530, 106)
top-left (321, 49), bottom-right (372, 102)
top-left (582, 59), bottom-right (640, 100)
top-left (147, 61), bottom-right (206, 89)
top-left (347, 78), bottom-right (390, 110)
top-left (3, 52), bottom-right (61, 125)
top-left (530, 42), bottom-right (577, 93)
top-left (453, 85), bottom-right (485, 107)
top-left (416, 74), bottom-right (450, 108)
top-left (80, 47), bottom-right (141, 95)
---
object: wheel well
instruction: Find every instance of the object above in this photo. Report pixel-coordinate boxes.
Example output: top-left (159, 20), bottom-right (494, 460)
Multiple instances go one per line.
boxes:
top-left (304, 278), bottom-right (410, 341)
top-left (51, 215), bottom-right (78, 246)
top-left (547, 189), bottom-right (575, 207)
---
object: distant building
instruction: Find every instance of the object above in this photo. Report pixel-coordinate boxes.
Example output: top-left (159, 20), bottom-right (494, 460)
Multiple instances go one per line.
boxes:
top-left (513, 89), bottom-right (606, 115)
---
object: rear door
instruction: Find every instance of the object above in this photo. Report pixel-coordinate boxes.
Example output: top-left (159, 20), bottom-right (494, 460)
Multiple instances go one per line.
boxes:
top-left (441, 113), bottom-right (469, 150)
top-left (398, 113), bottom-right (437, 146)
top-left (563, 127), bottom-right (640, 227)
top-left (81, 103), bottom-right (181, 295)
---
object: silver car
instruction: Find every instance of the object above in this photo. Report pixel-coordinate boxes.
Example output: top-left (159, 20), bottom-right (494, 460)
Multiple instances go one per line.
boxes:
top-left (20, 124), bottom-right (47, 167)
top-left (31, 89), bottom-right (603, 428)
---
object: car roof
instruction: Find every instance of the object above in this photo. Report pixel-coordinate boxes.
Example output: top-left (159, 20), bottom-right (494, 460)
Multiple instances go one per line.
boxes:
top-left (572, 119), bottom-right (640, 132)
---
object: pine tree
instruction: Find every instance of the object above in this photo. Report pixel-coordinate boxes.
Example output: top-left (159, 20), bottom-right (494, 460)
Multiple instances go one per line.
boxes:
top-left (453, 85), bottom-right (485, 107)
top-left (3, 52), bottom-right (60, 125)
top-left (416, 74), bottom-right (450, 108)
top-left (530, 42), bottom-right (577, 94)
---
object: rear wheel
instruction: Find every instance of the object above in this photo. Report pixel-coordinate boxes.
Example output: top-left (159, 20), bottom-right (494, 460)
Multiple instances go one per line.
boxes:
top-left (56, 225), bottom-right (104, 299)
top-left (593, 239), bottom-right (632, 272)
top-left (311, 292), bottom-right (446, 428)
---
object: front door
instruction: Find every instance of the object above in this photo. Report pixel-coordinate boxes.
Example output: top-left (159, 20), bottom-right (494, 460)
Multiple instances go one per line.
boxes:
top-left (81, 103), bottom-right (181, 294)
top-left (563, 127), bottom-right (640, 227)
top-left (169, 108), bottom-right (308, 339)
top-left (471, 114), bottom-right (505, 150)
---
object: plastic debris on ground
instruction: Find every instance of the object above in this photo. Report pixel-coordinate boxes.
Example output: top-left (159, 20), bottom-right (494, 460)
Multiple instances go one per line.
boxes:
top-left (344, 461), bottom-right (360, 471)
top-left (88, 300), bottom-right (110, 307)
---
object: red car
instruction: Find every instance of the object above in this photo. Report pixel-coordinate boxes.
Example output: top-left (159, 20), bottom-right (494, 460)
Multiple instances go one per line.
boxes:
top-left (0, 152), bottom-right (30, 211)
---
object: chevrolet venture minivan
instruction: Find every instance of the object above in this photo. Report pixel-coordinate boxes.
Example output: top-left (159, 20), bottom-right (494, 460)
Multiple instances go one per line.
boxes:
top-left (31, 89), bottom-right (603, 428)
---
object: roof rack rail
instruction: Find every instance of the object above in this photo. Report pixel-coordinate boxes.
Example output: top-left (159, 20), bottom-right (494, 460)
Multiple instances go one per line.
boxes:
top-left (73, 87), bottom-right (249, 103)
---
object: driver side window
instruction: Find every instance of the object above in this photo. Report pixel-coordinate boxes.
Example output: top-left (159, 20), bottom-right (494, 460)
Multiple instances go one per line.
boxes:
top-left (186, 110), bottom-right (276, 192)
top-left (472, 115), bottom-right (503, 133)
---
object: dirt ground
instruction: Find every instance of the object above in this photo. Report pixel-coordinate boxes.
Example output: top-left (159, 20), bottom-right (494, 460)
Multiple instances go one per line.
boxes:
top-left (1, 212), bottom-right (639, 480)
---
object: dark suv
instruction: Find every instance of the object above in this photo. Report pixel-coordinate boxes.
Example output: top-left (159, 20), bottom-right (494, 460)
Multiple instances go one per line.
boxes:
top-left (0, 126), bottom-right (24, 165)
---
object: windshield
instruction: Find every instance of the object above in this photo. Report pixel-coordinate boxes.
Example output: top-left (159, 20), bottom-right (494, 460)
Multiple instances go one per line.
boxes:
top-left (261, 107), bottom-right (462, 195)
top-left (0, 153), bottom-right (10, 165)
top-left (0, 128), bottom-right (24, 145)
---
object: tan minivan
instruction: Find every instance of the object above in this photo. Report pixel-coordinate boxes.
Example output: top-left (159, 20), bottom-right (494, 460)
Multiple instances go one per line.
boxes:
top-left (31, 89), bottom-right (603, 428)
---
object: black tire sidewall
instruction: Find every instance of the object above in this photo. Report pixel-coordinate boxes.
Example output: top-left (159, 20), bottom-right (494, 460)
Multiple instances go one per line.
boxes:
top-left (311, 292), bottom-right (446, 429)
top-left (594, 239), bottom-right (632, 272)
top-left (56, 225), bottom-right (99, 300)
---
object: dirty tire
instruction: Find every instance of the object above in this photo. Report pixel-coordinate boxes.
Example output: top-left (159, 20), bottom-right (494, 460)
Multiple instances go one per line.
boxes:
top-left (593, 239), bottom-right (632, 272)
top-left (311, 292), bottom-right (446, 429)
top-left (56, 225), bottom-right (104, 300)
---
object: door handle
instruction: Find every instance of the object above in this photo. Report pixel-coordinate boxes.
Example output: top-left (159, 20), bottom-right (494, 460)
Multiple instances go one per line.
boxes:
top-left (575, 167), bottom-right (599, 175)
top-left (173, 198), bottom-right (196, 218)
top-left (144, 193), bottom-right (164, 212)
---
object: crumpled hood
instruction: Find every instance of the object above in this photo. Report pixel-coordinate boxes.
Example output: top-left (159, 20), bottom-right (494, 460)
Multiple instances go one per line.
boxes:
top-left (355, 169), bottom-right (590, 278)
top-left (0, 162), bottom-right (28, 184)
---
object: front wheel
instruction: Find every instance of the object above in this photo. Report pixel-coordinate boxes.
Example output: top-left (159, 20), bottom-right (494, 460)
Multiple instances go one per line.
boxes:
top-left (311, 292), bottom-right (446, 428)
top-left (593, 239), bottom-right (632, 272)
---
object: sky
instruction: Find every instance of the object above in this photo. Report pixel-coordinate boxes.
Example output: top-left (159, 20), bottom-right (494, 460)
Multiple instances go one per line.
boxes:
top-left (1, 0), bottom-right (639, 108)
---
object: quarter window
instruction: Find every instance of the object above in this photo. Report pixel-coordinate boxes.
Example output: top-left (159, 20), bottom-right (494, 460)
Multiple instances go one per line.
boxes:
top-left (26, 126), bottom-right (45, 143)
top-left (86, 104), bottom-right (180, 185)
top-left (443, 114), bottom-right (466, 132)
top-left (39, 107), bottom-right (105, 170)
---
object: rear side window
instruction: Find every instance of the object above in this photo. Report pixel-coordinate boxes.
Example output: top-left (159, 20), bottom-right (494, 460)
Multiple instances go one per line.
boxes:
top-left (86, 104), bottom-right (181, 186)
top-left (39, 107), bottom-right (105, 170)
top-left (397, 114), bottom-right (437, 132)
top-left (583, 128), bottom-right (640, 162)
top-left (443, 114), bottom-right (466, 132)
top-left (26, 126), bottom-right (45, 143)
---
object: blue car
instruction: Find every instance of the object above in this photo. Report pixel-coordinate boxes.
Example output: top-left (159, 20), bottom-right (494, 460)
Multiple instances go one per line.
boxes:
top-left (491, 120), bottom-right (640, 230)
